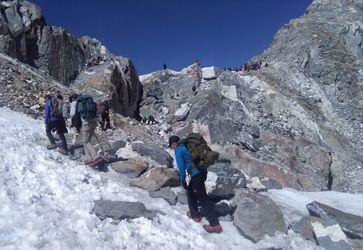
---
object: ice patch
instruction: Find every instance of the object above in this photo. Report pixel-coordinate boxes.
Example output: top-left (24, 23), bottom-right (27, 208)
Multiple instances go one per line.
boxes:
top-left (205, 172), bottom-right (218, 194)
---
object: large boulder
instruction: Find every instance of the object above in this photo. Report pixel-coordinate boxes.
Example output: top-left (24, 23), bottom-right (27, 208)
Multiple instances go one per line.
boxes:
top-left (72, 59), bottom-right (142, 117)
top-left (206, 162), bottom-right (246, 199)
top-left (131, 143), bottom-right (173, 167)
top-left (307, 201), bottom-right (363, 240)
top-left (130, 167), bottom-right (179, 191)
top-left (94, 200), bottom-right (156, 220)
top-left (110, 160), bottom-right (149, 178)
top-left (232, 191), bottom-right (287, 243)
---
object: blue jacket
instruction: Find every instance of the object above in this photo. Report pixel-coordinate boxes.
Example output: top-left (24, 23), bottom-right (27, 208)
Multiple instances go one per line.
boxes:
top-left (174, 144), bottom-right (200, 182)
top-left (44, 100), bottom-right (62, 124)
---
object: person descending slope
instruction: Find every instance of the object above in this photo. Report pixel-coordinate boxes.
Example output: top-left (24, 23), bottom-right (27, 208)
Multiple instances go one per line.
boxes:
top-left (169, 135), bottom-right (222, 233)
top-left (44, 93), bottom-right (68, 154)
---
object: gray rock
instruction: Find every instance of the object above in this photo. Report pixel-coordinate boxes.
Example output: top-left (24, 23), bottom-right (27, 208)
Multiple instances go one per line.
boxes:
top-left (108, 140), bottom-right (127, 154)
top-left (292, 216), bottom-right (325, 242)
top-left (94, 200), bottom-right (156, 220)
top-left (246, 126), bottom-right (260, 138)
top-left (174, 103), bottom-right (190, 121)
top-left (240, 133), bottom-right (259, 152)
top-left (311, 221), bottom-right (352, 250)
top-left (208, 162), bottom-right (246, 199)
top-left (149, 187), bottom-right (178, 206)
top-left (307, 201), bottom-right (363, 240)
top-left (131, 143), bottom-right (173, 167)
top-left (111, 160), bottom-right (149, 178)
top-left (177, 190), bottom-right (188, 205)
top-left (233, 191), bottom-right (287, 243)
top-left (261, 178), bottom-right (283, 190)
top-left (73, 60), bottom-right (142, 117)
top-left (317, 236), bottom-right (352, 250)
top-left (130, 167), bottom-right (179, 191)
top-left (246, 177), bottom-right (268, 192)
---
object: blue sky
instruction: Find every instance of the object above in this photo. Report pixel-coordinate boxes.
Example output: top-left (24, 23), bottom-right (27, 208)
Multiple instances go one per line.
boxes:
top-left (32, 0), bottom-right (312, 74)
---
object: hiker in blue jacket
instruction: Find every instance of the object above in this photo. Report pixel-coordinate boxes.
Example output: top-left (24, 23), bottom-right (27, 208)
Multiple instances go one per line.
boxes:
top-left (169, 135), bottom-right (222, 233)
top-left (44, 93), bottom-right (68, 154)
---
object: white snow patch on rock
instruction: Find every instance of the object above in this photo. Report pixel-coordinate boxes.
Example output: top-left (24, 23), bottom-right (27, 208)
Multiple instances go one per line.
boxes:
top-left (221, 85), bottom-right (238, 101)
top-left (202, 66), bottom-right (219, 80)
top-left (174, 103), bottom-right (190, 121)
top-left (311, 222), bottom-right (347, 242)
top-left (205, 172), bottom-right (218, 194)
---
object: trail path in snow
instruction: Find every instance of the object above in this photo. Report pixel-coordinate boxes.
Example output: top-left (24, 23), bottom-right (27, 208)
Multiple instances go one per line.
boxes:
top-left (0, 108), bottom-right (320, 249)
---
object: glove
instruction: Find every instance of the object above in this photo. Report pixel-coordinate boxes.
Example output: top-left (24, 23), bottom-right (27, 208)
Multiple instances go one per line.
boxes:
top-left (182, 180), bottom-right (188, 190)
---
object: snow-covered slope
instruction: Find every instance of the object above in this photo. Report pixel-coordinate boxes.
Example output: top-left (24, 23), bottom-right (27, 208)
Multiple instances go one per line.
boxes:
top-left (2, 107), bottom-right (359, 249)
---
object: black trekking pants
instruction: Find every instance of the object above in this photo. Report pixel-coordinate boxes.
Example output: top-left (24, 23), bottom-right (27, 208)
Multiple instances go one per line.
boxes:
top-left (101, 112), bottom-right (110, 130)
top-left (187, 173), bottom-right (219, 226)
top-left (46, 120), bottom-right (68, 150)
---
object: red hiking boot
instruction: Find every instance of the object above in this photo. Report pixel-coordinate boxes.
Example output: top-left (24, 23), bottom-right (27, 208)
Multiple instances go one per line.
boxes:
top-left (84, 157), bottom-right (103, 167)
top-left (187, 211), bottom-right (201, 223)
top-left (203, 224), bottom-right (223, 233)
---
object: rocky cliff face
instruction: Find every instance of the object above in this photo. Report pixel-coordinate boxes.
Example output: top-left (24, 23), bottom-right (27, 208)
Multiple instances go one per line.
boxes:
top-left (140, 0), bottom-right (363, 193)
top-left (0, 0), bottom-right (142, 117)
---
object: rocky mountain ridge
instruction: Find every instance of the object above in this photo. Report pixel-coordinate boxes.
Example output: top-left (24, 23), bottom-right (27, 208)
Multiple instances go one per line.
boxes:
top-left (0, 0), bottom-right (142, 117)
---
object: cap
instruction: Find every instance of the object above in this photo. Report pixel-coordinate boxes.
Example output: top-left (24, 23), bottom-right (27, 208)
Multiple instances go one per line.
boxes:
top-left (168, 135), bottom-right (180, 147)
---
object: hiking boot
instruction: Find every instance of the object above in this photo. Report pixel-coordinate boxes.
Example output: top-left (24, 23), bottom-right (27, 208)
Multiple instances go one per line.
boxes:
top-left (47, 143), bottom-right (57, 150)
top-left (84, 157), bottom-right (104, 167)
top-left (203, 224), bottom-right (223, 233)
top-left (187, 211), bottom-right (201, 223)
top-left (59, 148), bottom-right (69, 155)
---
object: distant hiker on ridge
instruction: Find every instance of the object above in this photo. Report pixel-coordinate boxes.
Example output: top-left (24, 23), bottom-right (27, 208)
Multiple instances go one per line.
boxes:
top-left (169, 135), bottom-right (222, 233)
top-left (163, 64), bottom-right (167, 70)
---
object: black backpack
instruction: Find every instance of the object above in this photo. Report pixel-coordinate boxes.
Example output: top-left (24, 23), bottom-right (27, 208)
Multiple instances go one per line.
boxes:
top-left (76, 95), bottom-right (97, 120)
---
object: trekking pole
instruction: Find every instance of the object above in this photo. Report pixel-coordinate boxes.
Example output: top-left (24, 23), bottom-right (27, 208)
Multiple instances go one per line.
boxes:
top-left (93, 133), bottom-right (106, 156)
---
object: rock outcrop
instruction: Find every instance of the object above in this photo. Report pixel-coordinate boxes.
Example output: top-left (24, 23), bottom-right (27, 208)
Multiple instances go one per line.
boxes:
top-left (0, 0), bottom-right (142, 118)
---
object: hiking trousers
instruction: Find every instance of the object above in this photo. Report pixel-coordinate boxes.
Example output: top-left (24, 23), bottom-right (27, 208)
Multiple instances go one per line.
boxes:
top-left (46, 120), bottom-right (68, 151)
top-left (187, 173), bottom-right (219, 226)
top-left (101, 112), bottom-right (111, 131)
top-left (81, 121), bottom-right (98, 162)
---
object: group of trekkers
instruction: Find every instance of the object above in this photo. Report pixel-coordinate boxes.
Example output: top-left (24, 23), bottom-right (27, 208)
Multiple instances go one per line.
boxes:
top-left (43, 91), bottom-right (223, 233)
top-left (163, 59), bottom-right (264, 74)
top-left (224, 60), bottom-right (264, 72)
top-left (43, 92), bottom-right (111, 166)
